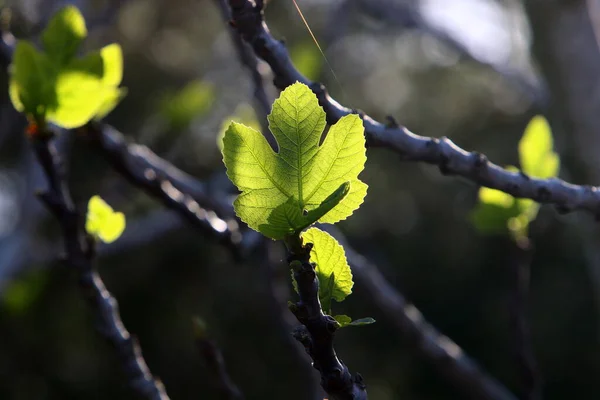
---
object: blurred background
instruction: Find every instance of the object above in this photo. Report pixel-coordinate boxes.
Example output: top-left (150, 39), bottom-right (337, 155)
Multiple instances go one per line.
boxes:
top-left (1, 0), bottom-right (600, 399)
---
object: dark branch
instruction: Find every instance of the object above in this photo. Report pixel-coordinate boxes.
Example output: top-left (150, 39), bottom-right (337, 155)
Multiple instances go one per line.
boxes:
top-left (225, 0), bottom-right (600, 218)
top-left (30, 129), bottom-right (169, 400)
top-left (213, 0), bottom-right (274, 147)
top-left (0, 31), bottom-right (13, 70)
top-left (286, 236), bottom-right (367, 400)
top-left (509, 239), bottom-right (542, 400)
top-left (193, 318), bottom-right (245, 400)
top-left (80, 122), bottom-right (252, 257)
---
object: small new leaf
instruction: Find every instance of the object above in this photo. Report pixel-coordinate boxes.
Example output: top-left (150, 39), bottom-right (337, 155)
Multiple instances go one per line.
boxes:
top-left (86, 195), bottom-right (126, 244)
top-left (9, 6), bottom-right (125, 128)
top-left (334, 315), bottom-right (376, 328)
top-left (471, 115), bottom-right (560, 239)
top-left (42, 5), bottom-right (87, 66)
top-left (9, 42), bottom-right (56, 118)
top-left (301, 227), bottom-right (353, 308)
top-left (333, 315), bottom-right (352, 327)
top-left (47, 71), bottom-right (113, 128)
top-left (519, 116), bottom-right (560, 179)
top-left (222, 82), bottom-right (367, 239)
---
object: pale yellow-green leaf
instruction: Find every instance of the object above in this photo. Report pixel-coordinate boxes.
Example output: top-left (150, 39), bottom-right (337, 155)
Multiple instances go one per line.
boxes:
top-left (479, 187), bottom-right (514, 208)
top-left (217, 103), bottom-right (261, 152)
top-left (222, 82), bottom-right (367, 239)
top-left (519, 115), bottom-right (560, 179)
top-left (301, 227), bottom-right (353, 311)
top-left (160, 80), bottom-right (214, 129)
top-left (100, 44), bottom-right (123, 86)
top-left (47, 71), bottom-right (110, 128)
top-left (94, 87), bottom-right (127, 120)
top-left (86, 195), bottom-right (126, 243)
top-left (42, 5), bottom-right (87, 65)
top-left (9, 41), bottom-right (57, 117)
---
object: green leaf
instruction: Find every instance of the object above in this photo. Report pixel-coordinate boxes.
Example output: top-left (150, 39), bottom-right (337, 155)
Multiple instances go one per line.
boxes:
top-left (9, 41), bottom-right (57, 118)
top-left (471, 166), bottom-right (522, 234)
top-left (222, 82), bottom-right (368, 239)
top-left (347, 317), bottom-right (376, 327)
top-left (46, 71), bottom-right (111, 128)
top-left (66, 43), bottom-right (123, 85)
top-left (160, 80), bottom-right (214, 129)
top-left (217, 103), bottom-right (261, 152)
top-left (57, 43), bottom-right (125, 123)
top-left (478, 186), bottom-right (514, 208)
top-left (2, 270), bottom-right (47, 314)
top-left (333, 315), bottom-right (352, 327)
top-left (86, 195), bottom-right (126, 243)
top-left (472, 116), bottom-right (561, 239)
top-left (519, 115), bottom-right (560, 179)
top-left (94, 87), bottom-right (127, 120)
top-left (259, 181), bottom-right (350, 239)
top-left (334, 315), bottom-right (376, 328)
top-left (290, 41), bottom-right (322, 81)
top-left (42, 5), bottom-right (87, 66)
top-left (301, 227), bottom-right (353, 308)
top-left (99, 44), bottom-right (124, 86)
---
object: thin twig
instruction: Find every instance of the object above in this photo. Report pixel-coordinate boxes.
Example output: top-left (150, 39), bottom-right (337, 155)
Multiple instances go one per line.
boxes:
top-left (213, 0), bottom-right (274, 147)
top-left (286, 235), bottom-right (368, 400)
top-left (509, 238), bottom-right (542, 400)
top-left (193, 318), bottom-right (245, 400)
top-left (29, 129), bottom-right (169, 400)
top-left (225, 0), bottom-right (600, 218)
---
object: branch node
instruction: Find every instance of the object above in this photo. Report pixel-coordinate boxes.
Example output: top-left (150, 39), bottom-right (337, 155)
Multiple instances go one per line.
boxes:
top-left (385, 116), bottom-right (399, 128)
top-left (536, 187), bottom-right (551, 202)
top-left (472, 152), bottom-right (488, 170)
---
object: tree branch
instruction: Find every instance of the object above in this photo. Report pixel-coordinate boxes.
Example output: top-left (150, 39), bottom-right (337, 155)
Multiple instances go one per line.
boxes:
top-left (79, 121), bottom-right (255, 257)
top-left (509, 238), bottom-right (541, 400)
top-left (225, 0), bottom-right (600, 218)
top-left (286, 235), bottom-right (367, 400)
top-left (213, 0), bottom-right (274, 147)
top-left (29, 129), bottom-right (169, 400)
top-left (193, 318), bottom-right (245, 400)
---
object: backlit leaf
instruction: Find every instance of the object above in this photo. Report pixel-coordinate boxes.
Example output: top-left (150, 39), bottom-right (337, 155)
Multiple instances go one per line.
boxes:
top-left (519, 115), bottom-right (560, 179)
top-left (301, 227), bottom-right (353, 310)
top-left (334, 315), bottom-right (376, 328)
top-left (160, 80), bottom-right (214, 129)
top-left (222, 82), bottom-right (367, 239)
top-left (42, 5), bottom-right (87, 65)
top-left (472, 116), bottom-right (560, 238)
top-left (9, 41), bottom-right (56, 117)
top-left (86, 195), bottom-right (126, 243)
top-left (47, 71), bottom-right (111, 128)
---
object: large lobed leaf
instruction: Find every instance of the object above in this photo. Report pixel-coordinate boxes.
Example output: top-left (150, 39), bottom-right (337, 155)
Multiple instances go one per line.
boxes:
top-left (222, 82), bottom-right (368, 239)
